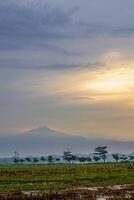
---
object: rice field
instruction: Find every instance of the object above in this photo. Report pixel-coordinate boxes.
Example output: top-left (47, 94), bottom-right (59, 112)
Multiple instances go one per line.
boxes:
top-left (0, 163), bottom-right (134, 199)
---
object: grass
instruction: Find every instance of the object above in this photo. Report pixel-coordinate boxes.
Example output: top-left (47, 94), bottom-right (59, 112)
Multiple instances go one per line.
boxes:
top-left (0, 163), bottom-right (133, 192)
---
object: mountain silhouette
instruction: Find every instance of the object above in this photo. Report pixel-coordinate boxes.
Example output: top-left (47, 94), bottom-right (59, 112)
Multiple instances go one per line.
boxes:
top-left (0, 127), bottom-right (134, 156)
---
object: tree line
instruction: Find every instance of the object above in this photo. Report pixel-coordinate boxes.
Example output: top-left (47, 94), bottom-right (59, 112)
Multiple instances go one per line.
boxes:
top-left (13, 146), bottom-right (134, 164)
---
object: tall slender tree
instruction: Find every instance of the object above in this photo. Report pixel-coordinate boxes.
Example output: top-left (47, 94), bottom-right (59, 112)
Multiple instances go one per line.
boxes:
top-left (94, 146), bottom-right (108, 163)
top-left (63, 149), bottom-right (74, 163)
top-left (13, 151), bottom-right (19, 164)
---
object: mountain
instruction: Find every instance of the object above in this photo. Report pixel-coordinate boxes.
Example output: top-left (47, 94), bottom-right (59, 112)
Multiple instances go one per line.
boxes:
top-left (0, 127), bottom-right (134, 157)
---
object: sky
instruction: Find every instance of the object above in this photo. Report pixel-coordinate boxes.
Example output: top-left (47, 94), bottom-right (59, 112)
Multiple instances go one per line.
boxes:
top-left (1, 0), bottom-right (134, 141)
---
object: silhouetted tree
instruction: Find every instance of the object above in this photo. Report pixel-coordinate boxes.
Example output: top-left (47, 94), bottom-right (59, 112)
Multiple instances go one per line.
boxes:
top-left (40, 156), bottom-right (46, 162)
top-left (47, 155), bottom-right (53, 164)
top-left (13, 158), bottom-right (19, 164)
top-left (13, 151), bottom-right (19, 164)
top-left (86, 157), bottom-right (92, 163)
top-left (112, 153), bottom-right (120, 163)
top-left (71, 155), bottom-right (77, 163)
top-left (78, 157), bottom-right (87, 164)
top-left (94, 146), bottom-right (108, 163)
top-left (19, 159), bottom-right (25, 164)
top-left (25, 157), bottom-right (32, 163)
top-left (93, 156), bottom-right (101, 163)
top-left (120, 155), bottom-right (128, 163)
top-left (56, 158), bottom-right (60, 162)
top-left (63, 149), bottom-right (74, 163)
top-left (129, 155), bottom-right (134, 162)
top-left (33, 157), bottom-right (39, 164)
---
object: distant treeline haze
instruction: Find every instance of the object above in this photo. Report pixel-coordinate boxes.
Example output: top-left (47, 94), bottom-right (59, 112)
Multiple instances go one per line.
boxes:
top-left (12, 146), bottom-right (134, 165)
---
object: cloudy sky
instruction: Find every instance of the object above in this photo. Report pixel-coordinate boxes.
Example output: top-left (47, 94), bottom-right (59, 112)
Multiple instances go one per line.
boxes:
top-left (1, 0), bottom-right (134, 140)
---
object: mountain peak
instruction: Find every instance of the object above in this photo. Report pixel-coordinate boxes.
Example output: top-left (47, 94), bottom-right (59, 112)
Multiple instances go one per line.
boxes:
top-left (23, 126), bottom-right (65, 138)
top-left (0, 126), bottom-right (133, 156)
top-left (27, 126), bottom-right (51, 133)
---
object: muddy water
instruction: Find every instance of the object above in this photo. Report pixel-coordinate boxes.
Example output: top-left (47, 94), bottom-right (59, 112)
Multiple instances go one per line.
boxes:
top-left (77, 185), bottom-right (134, 199)
top-left (22, 184), bottom-right (134, 200)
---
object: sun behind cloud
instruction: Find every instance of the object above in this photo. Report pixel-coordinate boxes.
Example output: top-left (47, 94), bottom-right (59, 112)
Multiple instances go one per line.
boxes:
top-left (85, 80), bottom-right (126, 93)
top-left (80, 53), bottom-right (134, 103)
